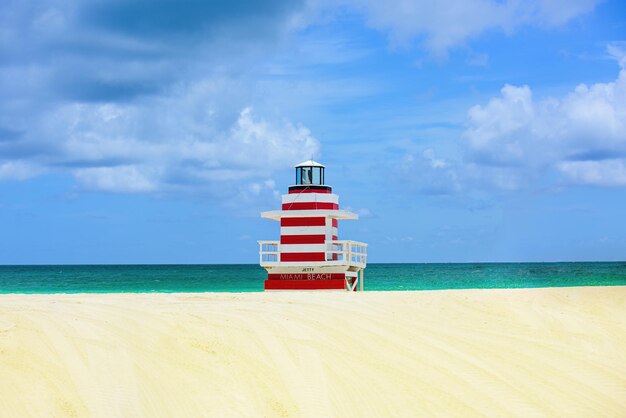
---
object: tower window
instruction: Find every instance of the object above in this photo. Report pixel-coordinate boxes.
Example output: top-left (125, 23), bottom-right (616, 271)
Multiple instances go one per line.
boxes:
top-left (296, 166), bottom-right (324, 185)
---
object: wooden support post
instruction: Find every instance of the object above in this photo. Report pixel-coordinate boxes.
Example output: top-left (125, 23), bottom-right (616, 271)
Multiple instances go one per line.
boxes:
top-left (360, 269), bottom-right (364, 291)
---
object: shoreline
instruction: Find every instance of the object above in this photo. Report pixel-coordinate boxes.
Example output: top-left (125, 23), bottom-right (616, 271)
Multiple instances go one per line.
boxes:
top-left (2, 282), bottom-right (626, 296)
top-left (1, 286), bottom-right (625, 416)
top-left (3, 282), bottom-right (626, 297)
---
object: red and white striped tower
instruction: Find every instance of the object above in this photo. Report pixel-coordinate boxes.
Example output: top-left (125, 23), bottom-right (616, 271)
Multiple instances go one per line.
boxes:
top-left (259, 161), bottom-right (367, 291)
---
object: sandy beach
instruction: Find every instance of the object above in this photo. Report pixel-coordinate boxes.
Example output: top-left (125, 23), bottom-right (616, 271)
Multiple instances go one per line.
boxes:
top-left (0, 287), bottom-right (625, 417)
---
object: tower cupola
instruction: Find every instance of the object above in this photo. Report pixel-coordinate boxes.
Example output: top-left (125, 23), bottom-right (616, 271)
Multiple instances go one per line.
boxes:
top-left (295, 160), bottom-right (325, 186)
top-left (290, 160), bottom-right (331, 193)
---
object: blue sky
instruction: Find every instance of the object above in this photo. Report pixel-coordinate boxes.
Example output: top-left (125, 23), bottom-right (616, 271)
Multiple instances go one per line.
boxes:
top-left (1, 0), bottom-right (625, 264)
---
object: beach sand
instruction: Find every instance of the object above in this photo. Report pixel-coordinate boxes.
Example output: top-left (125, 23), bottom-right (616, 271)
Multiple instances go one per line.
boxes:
top-left (0, 287), bottom-right (625, 417)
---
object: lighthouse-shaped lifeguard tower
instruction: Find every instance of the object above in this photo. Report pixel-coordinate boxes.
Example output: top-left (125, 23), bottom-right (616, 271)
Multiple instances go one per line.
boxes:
top-left (258, 161), bottom-right (367, 291)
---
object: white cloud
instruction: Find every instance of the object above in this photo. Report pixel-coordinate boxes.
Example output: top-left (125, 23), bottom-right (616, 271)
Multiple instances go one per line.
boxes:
top-left (530, 0), bottom-right (601, 26)
top-left (558, 160), bottom-right (626, 187)
top-left (400, 46), bottom-right (626, 192)
top-left (71, 104), bottom-right (319, 193)
top-left (73, 165), bottom-right (159, 193)
top-left (399, 149), bottom-right (460, 194)
top-left (464, 84), bottom-right (539, 165)
top-left (222, 107), bottom-right (320, 171)
top-left (0, 0), bottom-right (326, 203)
top-left (0, 161), bottom-right (42, 180)
top-left (323, 0), bottom-right (600, 53)
top-left (423, 148), bottom-right (449, 169)
top-left (350, 0), bottom-right (502, 52)
top-left (607, 41), bottom-right (626, 67)
top-left (462, 52), bottom-right (626, 187)
top-left (1, 83), bottom-right (320, 195)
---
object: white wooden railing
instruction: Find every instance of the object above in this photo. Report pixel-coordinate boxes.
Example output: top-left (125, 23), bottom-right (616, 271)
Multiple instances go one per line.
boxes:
top-left (258, 240), bottom-right (367, 268)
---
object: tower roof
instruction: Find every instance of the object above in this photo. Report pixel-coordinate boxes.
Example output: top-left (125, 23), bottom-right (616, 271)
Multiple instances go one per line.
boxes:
top-left (294, 160), bottom-right (325, 168)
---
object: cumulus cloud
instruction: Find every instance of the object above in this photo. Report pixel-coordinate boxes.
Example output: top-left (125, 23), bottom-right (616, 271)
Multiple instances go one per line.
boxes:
top-left (2, 100), bottom-right (319, 194)
top-left (464, 52), bottom-right (626, 187)
top-left (401, 46), bottom-right (626, 192)
top-left (0, 73), bottom-right (320, 197)
top-left (0, 0), bottom-right (320, 199)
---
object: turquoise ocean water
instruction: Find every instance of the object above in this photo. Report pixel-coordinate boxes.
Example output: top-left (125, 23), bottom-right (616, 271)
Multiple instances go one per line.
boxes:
top-left (0, 262), bottom-right (625, 293)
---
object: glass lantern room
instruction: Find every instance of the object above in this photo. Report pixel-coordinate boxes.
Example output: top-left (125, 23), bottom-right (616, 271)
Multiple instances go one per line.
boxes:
top-left (295, 160), bottom-right (325, 186)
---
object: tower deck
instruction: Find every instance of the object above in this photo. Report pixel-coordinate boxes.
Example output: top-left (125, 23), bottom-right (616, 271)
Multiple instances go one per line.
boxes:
top-left (258, 240), bottom-right (367, 269)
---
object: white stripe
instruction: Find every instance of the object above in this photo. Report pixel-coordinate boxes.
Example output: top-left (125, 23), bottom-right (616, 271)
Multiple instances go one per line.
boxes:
top-left (280, 244), bottom-right (327, 253)
top-left (281, 193), bottom-right (339, 204)
top-left (280, 226), bottom-right (328, 236)
top-left (261, 209), bottom-right (358, 220)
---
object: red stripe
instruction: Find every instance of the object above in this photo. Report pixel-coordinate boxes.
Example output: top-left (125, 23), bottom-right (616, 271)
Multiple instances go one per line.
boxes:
top-left (288, 189), bottom-right (331, 194)
top-left (280, 234), bottom-right (326, 244)
top-left (282, 202), bottom-right (338, 210)
top-left (332, 235), bottom-right (338, 240)
top-left (281, 217), bottom-right (326, 227)
top-left (264, 279), bottom-right (345, 290)
top-left (332, 219), bottom-right (338, 227)
top-left (268, 273), bottom-right (345, 280)
top-left (280, 252), bottom-right (326, 262)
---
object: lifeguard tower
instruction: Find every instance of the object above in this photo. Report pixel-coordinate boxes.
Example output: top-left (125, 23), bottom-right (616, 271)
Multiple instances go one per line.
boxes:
top-left (258, 161), bottom-right (367, 291)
